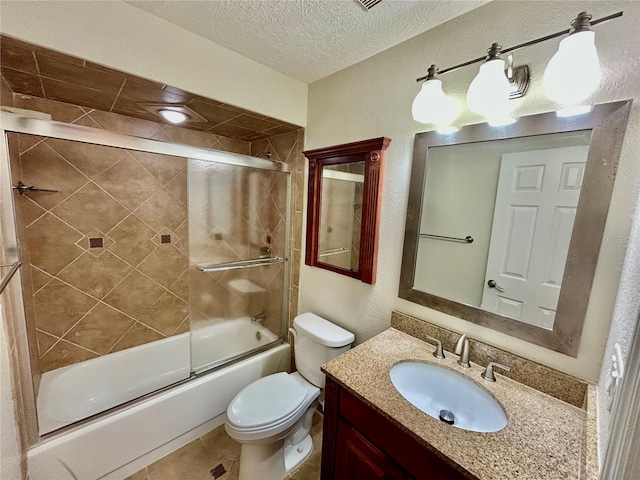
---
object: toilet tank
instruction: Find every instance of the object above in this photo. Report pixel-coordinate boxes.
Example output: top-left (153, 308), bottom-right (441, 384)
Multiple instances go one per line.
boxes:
top-left (292, 313), bottom-right (355, 388)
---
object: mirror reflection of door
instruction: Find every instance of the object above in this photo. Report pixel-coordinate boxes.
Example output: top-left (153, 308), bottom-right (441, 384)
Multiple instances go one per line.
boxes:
top-left (480, 146), bottom-right (588, 329)
top-left (414, 131), bottom-right (591, 330)
top-left (318, 162), bottom-right (365, 271)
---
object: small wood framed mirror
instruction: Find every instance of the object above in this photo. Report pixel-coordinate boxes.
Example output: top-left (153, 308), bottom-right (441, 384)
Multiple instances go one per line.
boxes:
top-left (304, 137), bottom-right (391, 284)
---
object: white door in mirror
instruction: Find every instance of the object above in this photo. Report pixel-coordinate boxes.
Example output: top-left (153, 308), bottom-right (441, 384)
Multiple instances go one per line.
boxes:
top-left (481, 145), bottom-right (589, 329)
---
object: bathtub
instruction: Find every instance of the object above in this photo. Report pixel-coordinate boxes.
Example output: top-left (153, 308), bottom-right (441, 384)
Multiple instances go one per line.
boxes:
top-left (29, 318), bottom-right (288, 480)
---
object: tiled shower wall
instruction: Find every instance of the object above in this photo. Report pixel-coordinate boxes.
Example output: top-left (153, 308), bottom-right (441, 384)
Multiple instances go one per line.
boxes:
top-left (250, 131), bottom-right (305, 329)
top-left (2, 92), bottom-right (304, 374)
top-left (188, 161), bottom-right (288, 343)
top-left (11, 133), bottom-right (191, 373)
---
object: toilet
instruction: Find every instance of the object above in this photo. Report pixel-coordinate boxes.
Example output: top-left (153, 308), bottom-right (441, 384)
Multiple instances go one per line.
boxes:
top-left (225, 312), bottom-right (354, 480)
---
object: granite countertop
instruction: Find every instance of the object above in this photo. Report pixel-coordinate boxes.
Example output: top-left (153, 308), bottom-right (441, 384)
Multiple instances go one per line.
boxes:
top-left (322, 328), bottom-right (596, 480)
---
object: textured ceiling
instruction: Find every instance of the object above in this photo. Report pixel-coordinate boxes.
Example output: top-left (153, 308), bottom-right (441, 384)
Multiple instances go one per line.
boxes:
top-left (125, 0), bottom-right (488, 84)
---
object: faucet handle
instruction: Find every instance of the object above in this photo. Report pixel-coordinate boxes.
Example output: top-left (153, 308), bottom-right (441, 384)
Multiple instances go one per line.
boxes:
top-left (481, 362), bottom-right (511, 382)
top-left (424, 335), bottom-right (445, 359)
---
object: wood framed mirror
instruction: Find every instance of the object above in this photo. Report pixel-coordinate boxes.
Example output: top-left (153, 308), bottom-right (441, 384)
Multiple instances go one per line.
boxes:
top-left (399, 101), bottom-right (632, 356)
top-left (304, 137), bottom-right (391, 284)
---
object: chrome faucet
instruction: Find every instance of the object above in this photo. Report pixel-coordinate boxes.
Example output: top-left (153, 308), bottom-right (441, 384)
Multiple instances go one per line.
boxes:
top-left (251, 312), bottom-right (266, 323)
top-left (453, 334), bottom-right (471, 368)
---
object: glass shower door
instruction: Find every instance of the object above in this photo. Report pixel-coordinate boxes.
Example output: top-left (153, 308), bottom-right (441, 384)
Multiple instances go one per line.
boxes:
top-left (5, 132), bottom-right (192, 434)
top-left (188, 159), bottom-right (289, 373)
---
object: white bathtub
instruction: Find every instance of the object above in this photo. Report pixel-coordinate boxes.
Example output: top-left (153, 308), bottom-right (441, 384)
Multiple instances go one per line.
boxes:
top-left (38, 317), bottom-right (279, 434)
top-left (29, 318), bottom-right (288, 480)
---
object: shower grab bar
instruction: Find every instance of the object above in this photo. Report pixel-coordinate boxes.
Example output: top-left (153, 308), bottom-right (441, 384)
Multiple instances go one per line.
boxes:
top-left (318, 246), bottom-right (351, 258)
top-left (197, 256), bottom-right (283, 272)
top-left (420, 233), bottom-right (474, 244)
top-left (0, 261), bottom-right (21, 295)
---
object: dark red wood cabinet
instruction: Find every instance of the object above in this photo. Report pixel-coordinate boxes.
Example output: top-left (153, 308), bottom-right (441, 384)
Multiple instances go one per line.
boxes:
top-left (321, 377), bottom-right (473, 480)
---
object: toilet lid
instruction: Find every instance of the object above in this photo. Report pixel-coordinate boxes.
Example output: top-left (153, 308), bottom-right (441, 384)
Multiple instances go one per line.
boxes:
top-left (227, 373), bottom-right (308, 429)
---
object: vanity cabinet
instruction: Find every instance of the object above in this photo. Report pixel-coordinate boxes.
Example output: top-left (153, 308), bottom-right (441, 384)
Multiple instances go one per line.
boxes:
top-left (321, 377), bottom-right (472, 480)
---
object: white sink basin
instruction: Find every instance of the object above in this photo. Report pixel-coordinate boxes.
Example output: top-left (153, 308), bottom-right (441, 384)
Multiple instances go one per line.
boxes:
top-left (390, 362), bottom-right (507, 432)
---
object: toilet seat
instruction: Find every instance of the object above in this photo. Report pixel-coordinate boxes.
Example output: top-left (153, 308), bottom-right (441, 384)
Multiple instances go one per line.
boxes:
top-left (226, 372), bottom-right (320, 443)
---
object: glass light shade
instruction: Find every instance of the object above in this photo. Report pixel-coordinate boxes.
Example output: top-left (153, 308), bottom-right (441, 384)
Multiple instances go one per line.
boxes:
top-left (466, 59), bottom-right (511, 117)
top-left (544, 30), bottom-right (601, 106)
top-left (159, 109), bottom-right (188, 124)
top-left (411, 79), bottom-right (459, 125)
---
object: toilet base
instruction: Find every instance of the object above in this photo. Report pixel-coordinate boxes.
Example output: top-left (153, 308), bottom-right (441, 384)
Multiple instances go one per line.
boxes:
top-left (237, 434), bottom-right (313, 480)
top-left (284, 434), bottom-right (313, 473)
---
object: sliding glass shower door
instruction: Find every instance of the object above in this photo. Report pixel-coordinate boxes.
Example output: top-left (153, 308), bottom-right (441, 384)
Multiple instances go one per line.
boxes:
top-left (1, 113), bottom-right (290, 435)
top-left (188, 160), bottom-right (289, 373)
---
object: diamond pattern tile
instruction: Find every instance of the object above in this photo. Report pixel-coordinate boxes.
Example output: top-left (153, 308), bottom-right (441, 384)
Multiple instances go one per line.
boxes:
top-left (39, 339), bottom-right (98, 373)
top-left (19, 141), bottom-right (89, 210)
top-left (33, 279), bottom-right (98, 337)
top-left (94, 154), bottom-right (162, 210)
top-left (169, 271), bottom-right (189, 302)
top-left (63, 302), bottom-right (134, 354)
top-left (31, 267), bottom-right (53, 292)
top-left (58, 251), bottom-right (131, 300)
top-left (36, 329), bottom-right (58, 357)
top-left (76, 229), bottom-right (116, 257)
top-left (165, 168), bottom-right (187, 205)
top-left (135, 187), bottom-right (187, 232)
top-left (26, 213), bottom-right (84, 276)
top-left (137, 246), bottom-right (187, 288)
top-left (51, 182), bottom-right (129, 234)
top-left (46, 137), bottom-right (127, 178)
top-left (17, 196), bottom-right (46, 226)
top-left (103, 270), bottom-right (165, 318)
top-left (140, 292), bottom-right (189, 336)
top-left (107, 214), bottom-right (157, 266)
top-left (129, 150), bottom-right (186, 184)
top-left (109, 322), bottom-right (164, 353)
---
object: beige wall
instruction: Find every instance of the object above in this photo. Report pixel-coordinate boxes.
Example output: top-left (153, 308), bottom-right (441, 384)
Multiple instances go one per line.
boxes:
top-left (0, 0), bottom-right (308, 126)
top-left (301, 0), bottom-right (640, 382)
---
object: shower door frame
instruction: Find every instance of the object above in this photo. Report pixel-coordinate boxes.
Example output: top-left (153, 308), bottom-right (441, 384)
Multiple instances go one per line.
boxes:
top-left (0, 111), bottom-right (292, 443)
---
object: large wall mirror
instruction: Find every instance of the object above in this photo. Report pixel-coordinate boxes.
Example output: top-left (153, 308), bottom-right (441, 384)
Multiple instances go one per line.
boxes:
top-left (400, 101), bottom-right (632, 356)
top-left (305, 137), bottom-right (391, 284)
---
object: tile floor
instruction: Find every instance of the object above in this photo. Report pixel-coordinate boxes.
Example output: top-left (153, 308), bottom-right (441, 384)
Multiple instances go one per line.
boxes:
top-left (126, 412), bottom-right (322, 480)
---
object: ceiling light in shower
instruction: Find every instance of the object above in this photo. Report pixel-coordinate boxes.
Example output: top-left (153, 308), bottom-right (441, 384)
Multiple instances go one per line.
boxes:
top-left (138, 103), bottom-right (208, 125)
top-left (159, 109), bottom-right (188, 124)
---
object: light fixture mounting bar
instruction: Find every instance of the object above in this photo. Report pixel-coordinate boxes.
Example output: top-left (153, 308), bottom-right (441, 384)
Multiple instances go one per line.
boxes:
top-left (415, 11), bottom-right (623, 82)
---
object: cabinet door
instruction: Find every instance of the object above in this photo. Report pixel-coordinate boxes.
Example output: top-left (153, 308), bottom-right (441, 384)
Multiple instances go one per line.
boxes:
top-left (335, 419), bottom-right (405, 480)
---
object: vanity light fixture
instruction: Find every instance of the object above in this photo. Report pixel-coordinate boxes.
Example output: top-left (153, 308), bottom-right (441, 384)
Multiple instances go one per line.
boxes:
top-left (412, 11), bottom-right (623, 126)
top-left (466, 43), bottom-right (512, 118)
top-left (412, 65), bottom-right (460, 129)
top-left (544, 12), bottom-right (601, 107)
